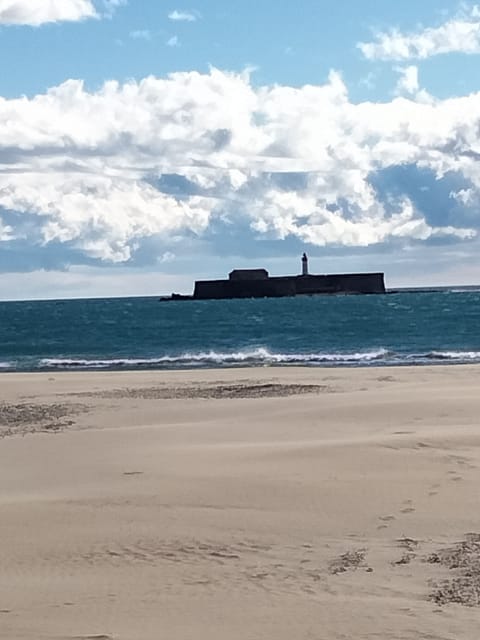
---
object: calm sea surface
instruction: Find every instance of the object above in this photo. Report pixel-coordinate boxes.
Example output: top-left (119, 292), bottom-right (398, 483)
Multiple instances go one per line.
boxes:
top-left (1, 290), bottom-right (480, 371)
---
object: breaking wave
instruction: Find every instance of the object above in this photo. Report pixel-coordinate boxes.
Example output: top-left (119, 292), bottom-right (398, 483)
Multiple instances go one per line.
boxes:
top-left (31, 347), bottom-right (480, 371)
top-left (423, 350), bottom-right (480, 362)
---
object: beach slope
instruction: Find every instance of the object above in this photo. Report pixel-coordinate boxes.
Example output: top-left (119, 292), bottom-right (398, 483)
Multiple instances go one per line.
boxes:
top-left (1, 366), bottom-right (480, 639)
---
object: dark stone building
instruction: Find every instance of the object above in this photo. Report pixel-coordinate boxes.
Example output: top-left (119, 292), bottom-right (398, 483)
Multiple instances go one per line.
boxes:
top-left (162, 255), bottom-right (386, 300)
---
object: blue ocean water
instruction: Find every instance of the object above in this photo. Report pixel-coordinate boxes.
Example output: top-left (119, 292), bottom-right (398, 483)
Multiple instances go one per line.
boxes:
top-left (1, 290), bottom-right (480, 371)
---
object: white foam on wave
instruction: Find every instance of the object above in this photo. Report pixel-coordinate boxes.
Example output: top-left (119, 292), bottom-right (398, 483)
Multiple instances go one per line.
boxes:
top-left (40, 357), bottom-right (167, 368)
top-left (144, 347), bottom-right (391, 365)
top-left (426, 350), bottom-right (480, 361)
top-left (39, 348), bottom-right (391, 369)
top-left (0, 361), bottom-right (14, 369)
top-left (37, 348), bottom-right (480, 370)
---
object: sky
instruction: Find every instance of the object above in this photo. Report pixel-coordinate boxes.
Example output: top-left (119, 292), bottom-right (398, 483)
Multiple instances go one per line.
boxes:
top-left (1, 1), bottom-right (480, 299)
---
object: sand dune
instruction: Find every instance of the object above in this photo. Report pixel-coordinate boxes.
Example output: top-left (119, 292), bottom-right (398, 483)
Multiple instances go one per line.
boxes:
top-left (1, 366), bottom-right (480, 639)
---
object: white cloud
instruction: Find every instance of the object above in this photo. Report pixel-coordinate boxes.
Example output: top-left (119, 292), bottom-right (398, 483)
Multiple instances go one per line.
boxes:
top-left (166, 35), bottom-right (180, 47)
top-left (0, 69), bottom-right (478, 263)
top-left (0, 0), bottom-right (97, 25)
top-left (168, 9), bottom-right (197, 22)
top-left (0, 173), bottom-right (212, 261)
top-left (451, 188), bottom-right (475, 205)
top-left (0, 219), bottom-right (13, 241)
top-left (129, 29), bottom-right (151, 40)
top-left (395, 65), bottom-right (419, 95)
top-left (0, 0), bottom-right (125, 25)
top-left (359, 6), bottom-right (480, 60)
top-left (103, 0), bottom-right (126, 13)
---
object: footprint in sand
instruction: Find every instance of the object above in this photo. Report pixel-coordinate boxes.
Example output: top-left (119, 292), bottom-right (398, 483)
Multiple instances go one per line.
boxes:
top-left (427, 483), bottom-right (441, 497)
top-left (446, 470), bottom-right (464, 481)
top-left (400, 507), bottom-right (415, 514)
top-left (445, 454), bottom-right (477, 470)
top-left (377, 516), bottom-right (395, 529)
top-left (455, 460), bottom-right (470, 467)
top-left (416, 442), bottom-right (431, 449)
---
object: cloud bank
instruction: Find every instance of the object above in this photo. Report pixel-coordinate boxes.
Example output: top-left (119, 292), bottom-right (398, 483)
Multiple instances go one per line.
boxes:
top-left (359, 6), bottom-right (480, 60)
top-left (0, 0), bottom-right (123, 26)
top-left (0, 68), bottom-right (478, 264)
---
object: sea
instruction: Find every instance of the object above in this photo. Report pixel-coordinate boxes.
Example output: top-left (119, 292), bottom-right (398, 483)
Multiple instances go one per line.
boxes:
top-left (1, 288), bottom-right (480, 372)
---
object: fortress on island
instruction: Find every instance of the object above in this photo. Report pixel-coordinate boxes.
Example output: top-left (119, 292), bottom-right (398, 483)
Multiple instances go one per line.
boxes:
top-left (161, 254), bottom-right (386, 300)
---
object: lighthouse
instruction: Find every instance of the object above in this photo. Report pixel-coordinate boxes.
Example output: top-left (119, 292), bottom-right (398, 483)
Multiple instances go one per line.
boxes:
top-left (301, 252), bottom-right (309, 276)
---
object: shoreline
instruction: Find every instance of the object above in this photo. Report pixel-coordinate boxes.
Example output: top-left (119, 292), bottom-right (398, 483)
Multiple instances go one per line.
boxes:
top-left (2, 365), bottom-right (480, 638)
top-left (0, 362), bottom-right (480, 378)
top-left (2, 355), bottom-right (480, 374)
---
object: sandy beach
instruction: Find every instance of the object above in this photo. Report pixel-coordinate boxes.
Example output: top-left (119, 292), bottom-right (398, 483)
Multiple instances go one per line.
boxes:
top-left (1, 365), bottom-right (480, 639)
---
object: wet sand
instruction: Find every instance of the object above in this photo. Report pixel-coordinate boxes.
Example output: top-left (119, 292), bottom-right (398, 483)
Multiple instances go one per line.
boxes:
top-left (1, 366), bottom-right (480, 639)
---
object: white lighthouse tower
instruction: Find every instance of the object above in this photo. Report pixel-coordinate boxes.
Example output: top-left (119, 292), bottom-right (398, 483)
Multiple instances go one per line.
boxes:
top-left (301, 252), bottom-right (309, 276)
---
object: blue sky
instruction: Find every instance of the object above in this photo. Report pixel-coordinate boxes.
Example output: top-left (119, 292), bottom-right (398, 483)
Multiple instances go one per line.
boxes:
top-left (1, 1), bottom-right (474, 100)
top-left (1, 0), bottom-right (480, 298)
